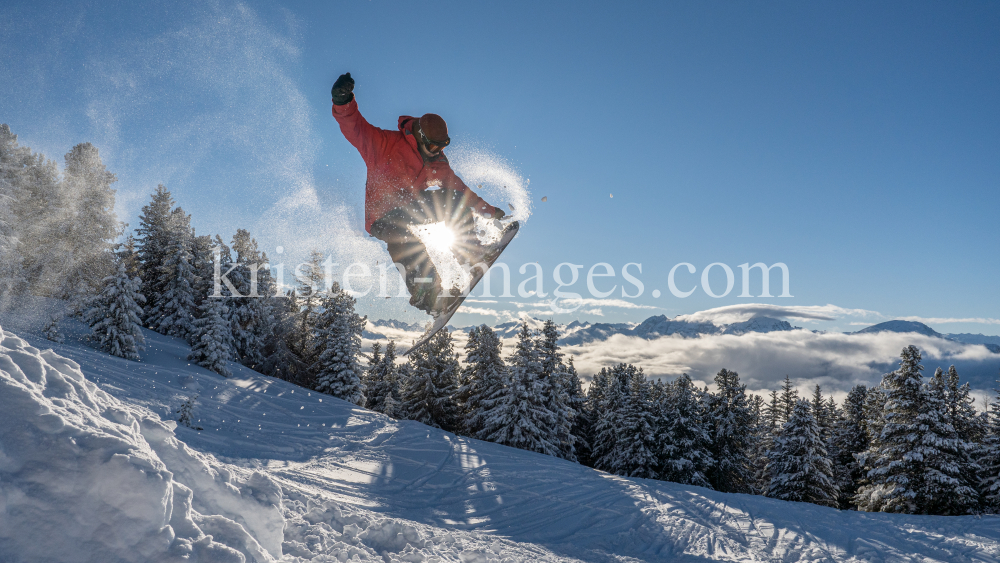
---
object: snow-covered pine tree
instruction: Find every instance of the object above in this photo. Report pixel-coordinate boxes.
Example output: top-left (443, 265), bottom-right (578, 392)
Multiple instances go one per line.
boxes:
top-left (0, 125), bottom-right (28, 309)
top-left (59, 142), bottom-right (118, 302)
top-left (585, 366), bottom-right (612, 469)
top-left (289, 250), bottom-right (327, 379)
top-left (980, 373), bottom-right (1000, 512)
top-left (779, 375), bottom-right (798, 425)
top-left (364, 342), bottom-right (383, 407)
top-left (589, 363), bottom-right (641, 474)
top-left (658, 373), bottom-right (714, 488)
top-left (312, 284), bottom-right (367, 406)
top-left (811, 385), bottom-right (834, 446)
top-left (764, 389), bottom-right (781, 434)
top-left (831, 384), bottom-right (869, 509)
top-left (8, 136), bottom-right (62, 299)
top-left (459, 325), bottom-right (508, 438)
top-left (259, 288), bottom-right (310, 385)
top-left (914, 368), bottom-right (979, 515)
top-left (564, 356), bottom-right (590, 465)
top-left (190, 232), bottom-right (215, 305)
top-left (455, 325), bottom-right (482, 428)
top-left (765, 399), bottom-right (839, 507)
top-left (188, 295), bottom-right (234, 377)
top-left (613, 369), bottom-right (658, 479)
top-left (855, 346), bottom-right (926, 513)
top-left (706, 369), bottom-right (754, 494)
top-left (365, 340), bottom-right (402, 416)
top-left (381, 357), bottom-right (403, 418)
top-left (145, 209), bottom-right (197, 340)
top-left (748, 393), bottom-right (770, 494)
top-left (227, 229), bottom-right (274, 369)
top-left (480, 323), bottom-right (558, 456)
top-left (944, 365), bottom-right (986, 497)
top-left (135, 185), bottom-right (175, 318)
top-left (402, 328), bottom-right (461, 431)
top-left (536, 320), bottom-right (577, 461)
top-left (84, 260), bottom-right (146, 361)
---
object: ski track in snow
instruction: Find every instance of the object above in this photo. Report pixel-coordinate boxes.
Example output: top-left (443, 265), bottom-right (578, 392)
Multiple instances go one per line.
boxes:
top-left (3, 313), bottom-right (1000, 562)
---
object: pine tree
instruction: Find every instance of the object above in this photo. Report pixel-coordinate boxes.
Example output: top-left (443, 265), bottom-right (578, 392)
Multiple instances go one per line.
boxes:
top-left (135, 185), bottom-right (175, 317)
top-left (188, 296), bottom-right (234, 377)
top-left (980, 373), bottom-right (1000, 512)
top-left (536, 320), bottom-right (577, 461)
top-left (59, 142), bottom-right (119, 301)
top-left (748, 393), bottom-right (770, 494)
top-left (590, 363), bottom-right (645, 474)
top-left (764, 389), bottom-right (781, 434)
top-left (365, 341), bottom-right (402, 416)
top-left (944, 365), bottom-right (986, 500)
top-left (766, 399), bottom-right (839, 507)
top-left (289, 250), bottom-right (327, 380)
top-left (146, 209), bottom-right (197, 340)
top-left (480, 323), bottom-right (558, 455)
top-left (811, 385), bottom-right (833, 446)
top-left (831, 384), bottom-right (868, 509)
top-left (312, 285), bottom-right (367, 405)
top-left (228, 229), bottom-right (274, 369)
top-left (855, 346), bottom-right (926, 513)
top-left (586, 367), bottom-right (613, 469)
top-left (706, 369), bottom-right (754, 494)
top-left (658, 373), bottom-right (714, 488)
top-left (615, 370), bottom-right (658, 479)
top-left (259, 288), bottom-right (310, 385)
top-left (459, 325), bottom-right (507, 437)
top-left (10, 140), bottom-right (62, 299)
top-left (84, 260), bottom-right (146, 361)
top-left (915, 368), bottom-right (979, 514)
top-left (564, 356), bottom-right (590, 465)
top-left (402, 328), bottom-right (461, 431)
top-left (0, 126), bottom-right (26, 309)
top-left (779, 375), bottom-right (798, 424)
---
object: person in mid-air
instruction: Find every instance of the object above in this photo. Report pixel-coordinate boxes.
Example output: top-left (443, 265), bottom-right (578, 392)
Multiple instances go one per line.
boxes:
top-left (330, 72), bottom-right (508, 315)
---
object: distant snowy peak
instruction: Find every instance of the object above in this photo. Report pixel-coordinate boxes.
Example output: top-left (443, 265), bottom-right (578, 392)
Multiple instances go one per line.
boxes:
top-left (721, 316), bottom-right (796, 336)
top-left (852, 321), bottom-right (1000, 354)
top-left (558, 315), bottom-right (795, 345)
top-left (854, 320), bottom-right (943, 338)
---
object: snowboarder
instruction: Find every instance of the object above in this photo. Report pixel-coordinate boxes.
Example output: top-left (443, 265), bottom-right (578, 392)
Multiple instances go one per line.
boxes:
top-left (330, 72), bottom-right (510, 316)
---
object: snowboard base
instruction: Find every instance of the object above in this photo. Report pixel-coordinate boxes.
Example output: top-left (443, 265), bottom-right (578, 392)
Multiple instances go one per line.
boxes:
top-left (403, 221), bottom-right (519, 356)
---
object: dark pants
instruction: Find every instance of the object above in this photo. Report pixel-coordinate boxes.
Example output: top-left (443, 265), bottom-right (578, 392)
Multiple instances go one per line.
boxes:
top-left (370, 189), bottom-right (486, 313)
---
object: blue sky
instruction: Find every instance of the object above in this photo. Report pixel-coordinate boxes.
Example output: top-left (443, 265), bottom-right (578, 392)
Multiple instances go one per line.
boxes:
top-left (2, 0), bottom-right (998, 333)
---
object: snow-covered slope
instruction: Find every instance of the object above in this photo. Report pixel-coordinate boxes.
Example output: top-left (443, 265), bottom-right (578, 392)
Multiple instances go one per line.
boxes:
top-left (4, 320), bottom-right (1000, 562)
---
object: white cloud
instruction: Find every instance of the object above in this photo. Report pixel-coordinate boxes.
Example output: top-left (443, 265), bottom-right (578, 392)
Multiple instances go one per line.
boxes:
top-left (675, 303), bottom-right (881, 325)
top-left (550, 297), bottom-right (660, 311)
top-left (457, 306), bottom-right (501, 317)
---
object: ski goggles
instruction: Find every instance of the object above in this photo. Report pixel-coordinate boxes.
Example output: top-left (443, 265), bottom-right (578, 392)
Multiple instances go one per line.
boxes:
top-left (418, 128), bottom-right (450, 152)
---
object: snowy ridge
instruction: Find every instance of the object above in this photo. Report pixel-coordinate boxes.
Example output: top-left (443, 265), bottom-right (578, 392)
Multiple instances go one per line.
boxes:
top-left (4, 322), bottom-right (1000, 561)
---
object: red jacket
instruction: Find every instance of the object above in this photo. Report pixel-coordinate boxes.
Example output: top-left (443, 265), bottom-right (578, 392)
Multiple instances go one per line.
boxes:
top-left (332, 99), bottom-right (496, 233)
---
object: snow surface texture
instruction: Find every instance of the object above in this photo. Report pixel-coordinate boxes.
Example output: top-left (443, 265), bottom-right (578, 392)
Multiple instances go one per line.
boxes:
top-left (4, 319), bottom-right (1000, 562)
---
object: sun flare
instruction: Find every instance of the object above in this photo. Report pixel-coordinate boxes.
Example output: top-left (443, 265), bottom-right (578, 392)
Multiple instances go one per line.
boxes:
top-left (417, 222), bottom-right (455, 254)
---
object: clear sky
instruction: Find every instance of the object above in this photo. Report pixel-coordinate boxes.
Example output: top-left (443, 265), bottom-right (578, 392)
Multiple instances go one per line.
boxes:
top-left (2, 0), bottom-right (998, 333)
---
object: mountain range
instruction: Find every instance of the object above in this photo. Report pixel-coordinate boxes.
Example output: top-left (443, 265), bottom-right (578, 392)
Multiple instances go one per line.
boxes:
top-left (370, 315), bottom-right (1000, 353)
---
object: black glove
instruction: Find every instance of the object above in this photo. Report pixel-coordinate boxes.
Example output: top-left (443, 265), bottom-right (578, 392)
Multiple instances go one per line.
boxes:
top-left (492, 208), bottom-right (506, 220)
top-left (331, 72), bottom-right (355, 105)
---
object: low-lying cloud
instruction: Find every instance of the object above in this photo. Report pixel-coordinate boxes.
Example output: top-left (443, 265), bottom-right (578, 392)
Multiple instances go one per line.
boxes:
top-left (562, 329), bottom-right (1000, 398)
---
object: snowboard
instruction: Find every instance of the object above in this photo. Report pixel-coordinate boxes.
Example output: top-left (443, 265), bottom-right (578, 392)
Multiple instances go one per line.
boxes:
top-left (403, 221), bottom-right (520, 356)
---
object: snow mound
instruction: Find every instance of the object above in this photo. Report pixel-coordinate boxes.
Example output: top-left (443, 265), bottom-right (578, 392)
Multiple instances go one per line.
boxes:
top-left (0, 325), bottom-right (280, 563)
